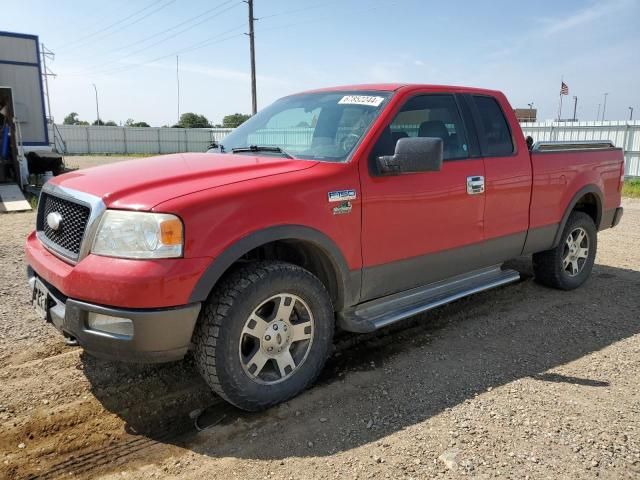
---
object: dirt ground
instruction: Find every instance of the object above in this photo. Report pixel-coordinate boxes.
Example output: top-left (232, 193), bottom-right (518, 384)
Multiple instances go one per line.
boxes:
top-left (1, 157), bottom-right (638, 479)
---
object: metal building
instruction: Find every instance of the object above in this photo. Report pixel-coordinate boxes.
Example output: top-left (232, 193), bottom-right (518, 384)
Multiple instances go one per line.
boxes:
top-left (0, 31), bottom-right (49, 150)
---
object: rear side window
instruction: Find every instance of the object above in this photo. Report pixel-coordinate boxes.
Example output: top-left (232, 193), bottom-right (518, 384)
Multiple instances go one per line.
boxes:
top-left (472, 96), bottom-right (514, 156)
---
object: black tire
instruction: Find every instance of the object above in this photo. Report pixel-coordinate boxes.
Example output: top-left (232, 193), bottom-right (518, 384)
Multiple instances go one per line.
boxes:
top-left (533, 211), bottom-right (597, 290)
top-left (193, 261), bottom-right (334, 411)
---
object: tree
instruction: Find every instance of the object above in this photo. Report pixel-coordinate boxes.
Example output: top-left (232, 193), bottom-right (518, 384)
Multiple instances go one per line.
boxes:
top-left (63, 112), bottom-right (83, 125)
top-left (92, 119), bottom-right (117, 126)
top-left (174, 112), bottom-right (211, 129)
top-left (125, 118), bottom-right (150, 127)
top-left (222, 113), bottom-right (251, 128)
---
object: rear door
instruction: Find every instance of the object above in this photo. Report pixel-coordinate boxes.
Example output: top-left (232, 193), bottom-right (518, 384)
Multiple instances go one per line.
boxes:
top-left (359, 92), bottom-right (486, 300)
top-left (463, 93), bottom-right (532, 260)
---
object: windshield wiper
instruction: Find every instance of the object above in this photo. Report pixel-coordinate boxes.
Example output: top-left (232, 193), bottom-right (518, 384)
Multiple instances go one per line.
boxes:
top-left (231, 145), bottom-right (294, 159)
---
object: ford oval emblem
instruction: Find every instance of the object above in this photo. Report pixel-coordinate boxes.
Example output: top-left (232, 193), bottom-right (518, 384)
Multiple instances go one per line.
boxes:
top-left (47, 212), bottom-right (63, 231)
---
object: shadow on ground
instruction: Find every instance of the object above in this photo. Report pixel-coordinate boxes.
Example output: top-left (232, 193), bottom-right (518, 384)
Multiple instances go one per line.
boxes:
top-left (74, 257), bottom-right (639, 467)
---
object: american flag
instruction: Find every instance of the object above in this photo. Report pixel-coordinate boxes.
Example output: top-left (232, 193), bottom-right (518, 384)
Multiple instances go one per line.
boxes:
top-left (560, 82), bottom-right (569, 95)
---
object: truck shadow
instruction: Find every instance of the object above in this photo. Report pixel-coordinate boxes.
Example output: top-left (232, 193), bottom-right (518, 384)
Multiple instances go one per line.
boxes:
top-left (80, 257), bottom-right (640, 464)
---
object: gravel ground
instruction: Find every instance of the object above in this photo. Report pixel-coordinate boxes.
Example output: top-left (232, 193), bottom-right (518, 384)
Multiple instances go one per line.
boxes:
top-left (0, 165), bottom-right (638, 479)
top-left (62, 155), bottom-right (146, 170)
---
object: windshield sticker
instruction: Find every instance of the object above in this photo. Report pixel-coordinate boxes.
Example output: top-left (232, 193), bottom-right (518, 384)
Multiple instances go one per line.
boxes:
top-left (338, 95), bottom-right (385, 107)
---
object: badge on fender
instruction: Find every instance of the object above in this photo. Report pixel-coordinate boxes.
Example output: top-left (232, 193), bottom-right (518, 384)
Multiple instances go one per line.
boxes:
top-left (332, 201), bottom-right (352, 215)
top-left (328, 189), bottom-right (356, 202)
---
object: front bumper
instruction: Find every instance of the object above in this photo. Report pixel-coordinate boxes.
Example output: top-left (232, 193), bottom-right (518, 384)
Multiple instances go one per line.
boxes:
top-left (28, 268), bottom-right (201, 363)
top-left (25, 230), bottom-right (211, 309)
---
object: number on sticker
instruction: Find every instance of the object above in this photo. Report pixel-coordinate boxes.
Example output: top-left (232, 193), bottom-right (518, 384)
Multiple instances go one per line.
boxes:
top-left (338, 95), bottom-right (385, 107)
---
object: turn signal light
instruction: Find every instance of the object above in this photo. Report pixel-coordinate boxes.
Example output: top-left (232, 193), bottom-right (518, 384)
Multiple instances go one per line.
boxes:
top-left (160, 218), bottom-right (183, 246)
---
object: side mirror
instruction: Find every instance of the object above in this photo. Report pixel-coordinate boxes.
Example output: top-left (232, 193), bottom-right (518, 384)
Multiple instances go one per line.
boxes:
top-left (376, 137), bottom-right (443, 175)
top-left (526, 135), bottom-right (534, 151)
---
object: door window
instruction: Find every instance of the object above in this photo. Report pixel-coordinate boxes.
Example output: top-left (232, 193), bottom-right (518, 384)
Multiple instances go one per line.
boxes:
top-left (472, 96), bottom-right (514, 156)
top-left (372, 95), bottom-right (469, 161)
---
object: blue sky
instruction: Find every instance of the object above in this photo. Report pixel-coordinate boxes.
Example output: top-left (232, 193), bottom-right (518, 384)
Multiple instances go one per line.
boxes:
top-left (4, 0), bottom-right (639, 126)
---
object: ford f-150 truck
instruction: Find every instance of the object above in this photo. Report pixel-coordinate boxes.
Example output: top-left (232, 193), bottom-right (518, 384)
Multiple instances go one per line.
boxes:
top-left (25, 84), bottom-right (624, 411)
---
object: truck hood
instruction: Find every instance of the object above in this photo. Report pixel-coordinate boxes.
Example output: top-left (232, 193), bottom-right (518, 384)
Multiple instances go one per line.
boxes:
top-left (50, 153), bottom-right (319, 210)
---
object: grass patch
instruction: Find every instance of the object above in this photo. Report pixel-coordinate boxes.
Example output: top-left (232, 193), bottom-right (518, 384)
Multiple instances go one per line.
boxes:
top-left (623, 178), bottom-right (640, 198)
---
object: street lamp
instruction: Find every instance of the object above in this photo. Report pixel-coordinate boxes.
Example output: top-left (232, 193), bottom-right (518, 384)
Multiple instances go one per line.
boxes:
top-left (602, 93), bottom-right (608, 121)
top-left (572, 96), bottom-right (578, 122)
top-left (630, 107), bottom-right (634, 121)
top-left (527, 102), bottom-right (534, 121)
top-left (92, 83), bottom-right (100, 126)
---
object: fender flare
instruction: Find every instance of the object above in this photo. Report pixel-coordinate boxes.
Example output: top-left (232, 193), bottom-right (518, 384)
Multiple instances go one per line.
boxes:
top-left (551, 184), bottom-right (603, 247)
top-left (188, 225), bottom-right (360, 309)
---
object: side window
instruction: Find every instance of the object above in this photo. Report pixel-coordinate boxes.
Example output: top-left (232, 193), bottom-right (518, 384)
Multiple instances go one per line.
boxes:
top-left (472, 96), bottom-right (514, 156)
top-left (372, 95), bottom-right (469, 161)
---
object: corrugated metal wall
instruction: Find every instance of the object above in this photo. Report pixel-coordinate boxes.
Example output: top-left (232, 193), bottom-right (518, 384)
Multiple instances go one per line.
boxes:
top-left (49, 121), bottom-right (640, 177)
top-left (48, 125), bottom-right (233, 155)
top-left (521, 121), bottom-right (640, 177)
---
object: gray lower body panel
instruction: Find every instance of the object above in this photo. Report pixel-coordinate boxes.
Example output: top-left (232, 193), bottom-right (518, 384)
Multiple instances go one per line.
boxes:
top-left (361, 232), bottom-right (526, 301)
top-left (28, 270), bottom-right (201, 363)
top-left (600, 207), bottom-right (623, 230)
top-left (338, 265), bottom-right (520, 333)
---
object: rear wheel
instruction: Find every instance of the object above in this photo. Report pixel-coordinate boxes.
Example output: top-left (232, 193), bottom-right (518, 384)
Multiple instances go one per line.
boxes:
top-left (193, 261), bottom-right (334, 411)
top-left (533, 211), bottom-right (597, 290)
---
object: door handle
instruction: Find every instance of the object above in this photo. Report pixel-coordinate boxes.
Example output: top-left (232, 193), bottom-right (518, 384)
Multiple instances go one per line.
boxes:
top-left (466, 176), bottom-right (485, 195)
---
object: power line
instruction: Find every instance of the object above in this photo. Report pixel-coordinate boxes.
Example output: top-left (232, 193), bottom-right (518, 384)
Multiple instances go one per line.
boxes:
top-left (86, 25), bottom-right (247, 77)
top-left (61, 0), bottom-right (394, 82)
top-left (62, 0), bottom-right (175, 50)
top-left (75, 0), bottom-right (241, 75)
top-left (72, 0), bottom-right (238, 62)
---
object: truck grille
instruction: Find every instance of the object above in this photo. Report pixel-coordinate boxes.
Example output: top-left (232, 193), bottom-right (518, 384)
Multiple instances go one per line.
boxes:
top-left (37, 192), bottom-right (91, 259)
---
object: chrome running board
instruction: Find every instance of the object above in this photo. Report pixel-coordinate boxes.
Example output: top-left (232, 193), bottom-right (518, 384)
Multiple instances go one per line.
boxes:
top-left (338, 266), bottom-right (520, 333)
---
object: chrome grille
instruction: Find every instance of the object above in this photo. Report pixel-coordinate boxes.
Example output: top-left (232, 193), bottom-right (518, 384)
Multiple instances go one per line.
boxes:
top-left (37, 192), bottom-right (91, 259)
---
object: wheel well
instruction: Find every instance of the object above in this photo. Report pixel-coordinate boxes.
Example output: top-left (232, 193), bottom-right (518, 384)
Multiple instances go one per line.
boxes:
top-left (573, 192), bottom-right (600, 227)
top-left (235, 240), bottom-right (341, 308)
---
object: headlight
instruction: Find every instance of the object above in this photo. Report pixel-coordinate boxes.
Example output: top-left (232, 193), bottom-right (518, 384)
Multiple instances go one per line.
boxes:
top-left (92, 210), bottom-right (183, 259)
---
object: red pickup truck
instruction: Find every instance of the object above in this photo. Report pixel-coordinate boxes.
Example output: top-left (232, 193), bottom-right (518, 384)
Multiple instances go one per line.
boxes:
top-left (26, 84), bottom-right (624, 411)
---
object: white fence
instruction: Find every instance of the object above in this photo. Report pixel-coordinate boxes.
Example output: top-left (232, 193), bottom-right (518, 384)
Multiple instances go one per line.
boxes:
top-left (49, 121), bottom-right (640, 177)
top-left (521, 121), bottom-right (640, 177)
top-left (49, 125), bottom-right (233, 155)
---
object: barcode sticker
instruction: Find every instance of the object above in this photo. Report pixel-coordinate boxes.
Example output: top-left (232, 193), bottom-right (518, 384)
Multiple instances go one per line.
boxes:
top-left (338, 95), bottom-right (385, 107)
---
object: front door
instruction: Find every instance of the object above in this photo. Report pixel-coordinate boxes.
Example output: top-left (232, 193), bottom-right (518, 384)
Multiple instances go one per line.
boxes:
top-left (359, 93), bottom-right (486, 300)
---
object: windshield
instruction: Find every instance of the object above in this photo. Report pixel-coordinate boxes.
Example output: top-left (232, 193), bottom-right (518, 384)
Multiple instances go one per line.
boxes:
top-left (217, 91), bottom-right (391, 162)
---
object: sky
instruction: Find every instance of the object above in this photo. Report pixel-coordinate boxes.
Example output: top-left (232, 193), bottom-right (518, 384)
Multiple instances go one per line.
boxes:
top-left (3, 0), bottom-right (640, 126)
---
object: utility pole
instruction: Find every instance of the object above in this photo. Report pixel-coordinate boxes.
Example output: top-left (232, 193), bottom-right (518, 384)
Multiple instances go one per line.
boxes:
top-left (92, 84), bottom-right (100, 125)
top-left (246, 0), bottom-right (257, 115)
top-left (572, 96), bottom-right (578, 122)
top-left (602, 93), bottom-right (608, 121)
top-left (630, 107), bottom-right (634, 121)
top-left (176, 55), bottom-right (180, 124)
top-left (40, 43), bottom-right (56, 123)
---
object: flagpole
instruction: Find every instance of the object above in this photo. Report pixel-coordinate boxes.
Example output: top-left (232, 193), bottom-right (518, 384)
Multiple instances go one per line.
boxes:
top-left (557, 76), bottom-right (564, 121)
top-left (559, 93), bottom-right (563, 121)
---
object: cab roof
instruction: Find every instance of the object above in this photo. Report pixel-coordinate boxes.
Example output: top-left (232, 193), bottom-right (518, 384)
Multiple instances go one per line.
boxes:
top-left (299, 83), bottom-right (502, 96)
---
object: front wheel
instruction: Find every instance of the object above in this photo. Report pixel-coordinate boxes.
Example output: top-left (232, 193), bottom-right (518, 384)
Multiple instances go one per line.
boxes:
top-left (193, 261), bottom-right (334, 411)
top-left (533, 211), bottom-right (597, 290)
